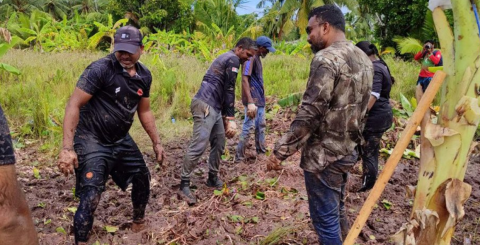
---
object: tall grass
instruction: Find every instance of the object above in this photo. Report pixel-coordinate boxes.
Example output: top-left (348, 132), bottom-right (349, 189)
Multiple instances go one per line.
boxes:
top-left (383, 55), bottom-right (420, 102)
top-left (0, 50), bottom-right (420, 152)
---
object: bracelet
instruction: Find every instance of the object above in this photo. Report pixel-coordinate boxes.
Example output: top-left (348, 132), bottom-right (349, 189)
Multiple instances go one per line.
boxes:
top-left (63, 147), bottom-right (73, 151)
top-left (225, 116), bottom-right (235, 120)
top-left (248, 103), bottom-right (255, 105)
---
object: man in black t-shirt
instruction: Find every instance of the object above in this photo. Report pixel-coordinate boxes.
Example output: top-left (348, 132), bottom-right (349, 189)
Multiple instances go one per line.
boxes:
top-left (57, 26), bottom-right (165, 245)
top-left (0, 105), bottom-right (38, 244)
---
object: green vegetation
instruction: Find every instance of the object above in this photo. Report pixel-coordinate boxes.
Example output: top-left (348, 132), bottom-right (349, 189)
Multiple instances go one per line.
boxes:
top-left (0, 49), bottom-right (418, 152)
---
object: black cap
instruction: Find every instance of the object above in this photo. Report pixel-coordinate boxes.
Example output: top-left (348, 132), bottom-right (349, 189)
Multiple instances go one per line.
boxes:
top-left (113, 26), bottom-right (143, 54)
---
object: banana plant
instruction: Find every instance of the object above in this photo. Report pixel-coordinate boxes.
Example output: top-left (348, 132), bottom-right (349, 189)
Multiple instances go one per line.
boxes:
top-left (87, 14), bottom-right (128, 51)
top-left (0, 32), bottom-right (21, 75)
top-left (6, 10), bottom-right (56, 52)
top-left (393, 1), bottom-right (480, 244)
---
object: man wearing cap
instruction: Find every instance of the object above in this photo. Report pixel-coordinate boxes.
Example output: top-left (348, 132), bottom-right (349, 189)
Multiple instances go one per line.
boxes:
top-left (179, 37), bottom-right (257, 205)
top-left (235, 36), bottom-right (275, 163)
top-left (57, 25), bottom-right (165, 244)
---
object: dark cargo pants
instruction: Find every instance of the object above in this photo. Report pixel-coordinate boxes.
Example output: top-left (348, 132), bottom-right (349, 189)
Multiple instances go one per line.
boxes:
top-left (304, 150), bottom-right (357, 245)
top-left (181, 98), bottom-right (225, 180)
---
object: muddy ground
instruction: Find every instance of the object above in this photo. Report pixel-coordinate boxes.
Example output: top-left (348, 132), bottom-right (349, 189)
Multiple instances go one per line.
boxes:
top-left (14, 107), bottom-right (480, 245)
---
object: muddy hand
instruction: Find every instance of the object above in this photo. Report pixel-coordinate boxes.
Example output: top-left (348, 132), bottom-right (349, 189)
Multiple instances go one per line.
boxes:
top-left (57, 149), bottom-right (78, 177)
top-left (225, 120), bottom-right (237, 138)
top-left (247, 103), bottom-right (257, 119)
top-left (153, 143), bottom-right (165, 165)
top-left (266, 154), bottom-right (283, 171)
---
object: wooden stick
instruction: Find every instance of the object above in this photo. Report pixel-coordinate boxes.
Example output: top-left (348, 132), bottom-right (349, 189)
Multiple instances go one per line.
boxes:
top-left (344, 71), bottom-right (447, 245)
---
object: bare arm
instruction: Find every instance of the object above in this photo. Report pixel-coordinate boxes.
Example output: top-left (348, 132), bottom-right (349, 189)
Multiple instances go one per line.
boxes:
top-left (137, 97), bottom-right (161, 145)
top-left (137, 97), bottom-right (165, 163)
top-left (61, 88), bottom-right (93, 149)
top-left (241, 74), bottom-right (254, 104)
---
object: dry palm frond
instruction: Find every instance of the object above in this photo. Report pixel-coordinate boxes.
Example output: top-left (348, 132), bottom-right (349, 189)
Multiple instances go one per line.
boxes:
top-left (0, 28), bottom-right (12, 43)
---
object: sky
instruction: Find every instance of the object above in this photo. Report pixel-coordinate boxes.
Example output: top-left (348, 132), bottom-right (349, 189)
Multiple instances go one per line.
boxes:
top-left (237, 0), bottom-right (267, 16)
top-left (236, 0), bottom-right (350, 16)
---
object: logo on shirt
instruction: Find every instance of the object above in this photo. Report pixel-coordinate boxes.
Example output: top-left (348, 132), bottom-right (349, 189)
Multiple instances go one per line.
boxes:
top-left (115, 87), bottom-right (121, 94)
top-left (137, 88), bottom-right (143, 96)
top-left (232, 67), bottom-right (239, 73)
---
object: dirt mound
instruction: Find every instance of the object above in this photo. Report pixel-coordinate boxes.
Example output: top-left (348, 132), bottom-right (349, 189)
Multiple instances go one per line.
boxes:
top-left (14, 106), bottom-right (480, 244)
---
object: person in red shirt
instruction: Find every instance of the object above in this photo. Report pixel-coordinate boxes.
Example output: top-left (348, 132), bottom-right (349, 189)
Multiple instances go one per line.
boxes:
top-left (414, 40), bottom-right (442, 92)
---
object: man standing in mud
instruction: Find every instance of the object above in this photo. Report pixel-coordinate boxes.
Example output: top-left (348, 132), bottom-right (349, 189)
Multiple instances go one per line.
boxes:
top-left (266, 5), bottom-right (373, 244)
top-left (0, 105), bottom-right (39, 244)
top-left (180, 38), bottom-right (257, 205)
top-left (235, 36), bottom-right (275, 163)
top-left (57, 26), bottom-right (165, 244)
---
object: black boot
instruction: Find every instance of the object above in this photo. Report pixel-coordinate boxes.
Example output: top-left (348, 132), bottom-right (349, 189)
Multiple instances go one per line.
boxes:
top-left (206, 172), bottom-right (223, 189)
top-left (179, 180), bottom-right (197, 205)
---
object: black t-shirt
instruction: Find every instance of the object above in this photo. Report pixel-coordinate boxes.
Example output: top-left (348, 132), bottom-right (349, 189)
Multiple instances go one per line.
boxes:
top-left (194, 50), bottom-right (240, 117)
top-left (0, 105), bottom-right (15, 165)
top-left (76, 53), bottom-right (152, 144)
top-left (365, 60), bottom-right (393, 132)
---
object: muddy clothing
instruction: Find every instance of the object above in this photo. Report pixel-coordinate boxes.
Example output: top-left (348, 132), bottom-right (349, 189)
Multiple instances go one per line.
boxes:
top-left (304, 151), bottom-right (357, 244)
top-left (74, 134), bottom-right (150, 195)
top-left (236, 107), bottom-right (267, 161)
top-left (241, 55), bottom-right (265, 107)
top-left (194, 50), bottom-right (240, 117)
top-left (73, 134), bottom-right (150, 243)
top-left (73, 53), bottom-right (152, 243)
top-left (273, 41), bottom-right (372, 244)
top-left (273, 41), bottom-right (373, 173)
top-left (0, 105), bottom-right (15, 165)
top-left (237, 55), bottom-right (267, 160)
top-left (181, 99), bottom-right (226, 180)
top-left (76, 53), bottom-right (152, 144)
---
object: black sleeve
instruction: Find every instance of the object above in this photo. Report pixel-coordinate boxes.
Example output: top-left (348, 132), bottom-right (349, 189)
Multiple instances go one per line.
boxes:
top-left (0, 105), bottom-right (15, 165)
top-left (76, 62), bottom-right (106, 95)
top-left (222, 57), bottom-right (240, 117)
top-left (372, 68), bottom-right (383, 95)
top-left (142, 70), bottom-right (152, 98)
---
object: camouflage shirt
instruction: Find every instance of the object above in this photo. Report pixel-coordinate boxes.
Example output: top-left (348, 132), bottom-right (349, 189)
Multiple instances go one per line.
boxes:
top-left (273, 41), bottom-right (373, 173)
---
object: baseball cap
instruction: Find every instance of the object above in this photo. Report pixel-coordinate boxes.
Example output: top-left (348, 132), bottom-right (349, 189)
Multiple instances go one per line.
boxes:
top-left (256, 36), bottom-right (276, 53)
top-left (113, 26), bottom-right (143, 54)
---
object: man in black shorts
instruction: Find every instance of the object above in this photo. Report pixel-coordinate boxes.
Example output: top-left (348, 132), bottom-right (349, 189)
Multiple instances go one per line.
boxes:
top-left (0, 104), bottom-right (38, 244)
top-left (57, 26), bottom-right (165, 245)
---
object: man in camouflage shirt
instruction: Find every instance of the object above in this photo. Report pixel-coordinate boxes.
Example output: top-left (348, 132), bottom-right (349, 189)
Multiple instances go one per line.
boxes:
top-left (266, 5), bottom-right (373, 244)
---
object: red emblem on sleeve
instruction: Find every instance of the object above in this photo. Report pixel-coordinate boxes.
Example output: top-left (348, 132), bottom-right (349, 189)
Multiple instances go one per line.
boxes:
top-left (137, 88), bottom-right (143, 96)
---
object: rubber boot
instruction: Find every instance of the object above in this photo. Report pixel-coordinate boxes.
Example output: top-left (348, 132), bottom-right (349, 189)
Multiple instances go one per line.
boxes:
top-left (206, 172), bottom-right (223, 189)
top-left (179, 180), bottom-right (197, 205)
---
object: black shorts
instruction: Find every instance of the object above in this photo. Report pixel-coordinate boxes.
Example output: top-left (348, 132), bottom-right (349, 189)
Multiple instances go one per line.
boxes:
top-left (73, 134), bottom-right (150, 197)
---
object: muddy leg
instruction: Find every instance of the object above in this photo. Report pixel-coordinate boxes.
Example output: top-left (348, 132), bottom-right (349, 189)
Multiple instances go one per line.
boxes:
top-left (74, 186), bottom-right (101, 244)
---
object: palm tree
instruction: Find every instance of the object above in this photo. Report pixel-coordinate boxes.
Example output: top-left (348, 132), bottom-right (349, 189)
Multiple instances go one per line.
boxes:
top-left (0, 0), bottom-right (42, 14)
top-left (42, 0), bottom-right (69, 20)
top-left (70, 0), bottom-right (107, 14)
top-left (257, 0), bottom-right (295, 40)
top-left (260, 0), bottom-right (359, 38)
